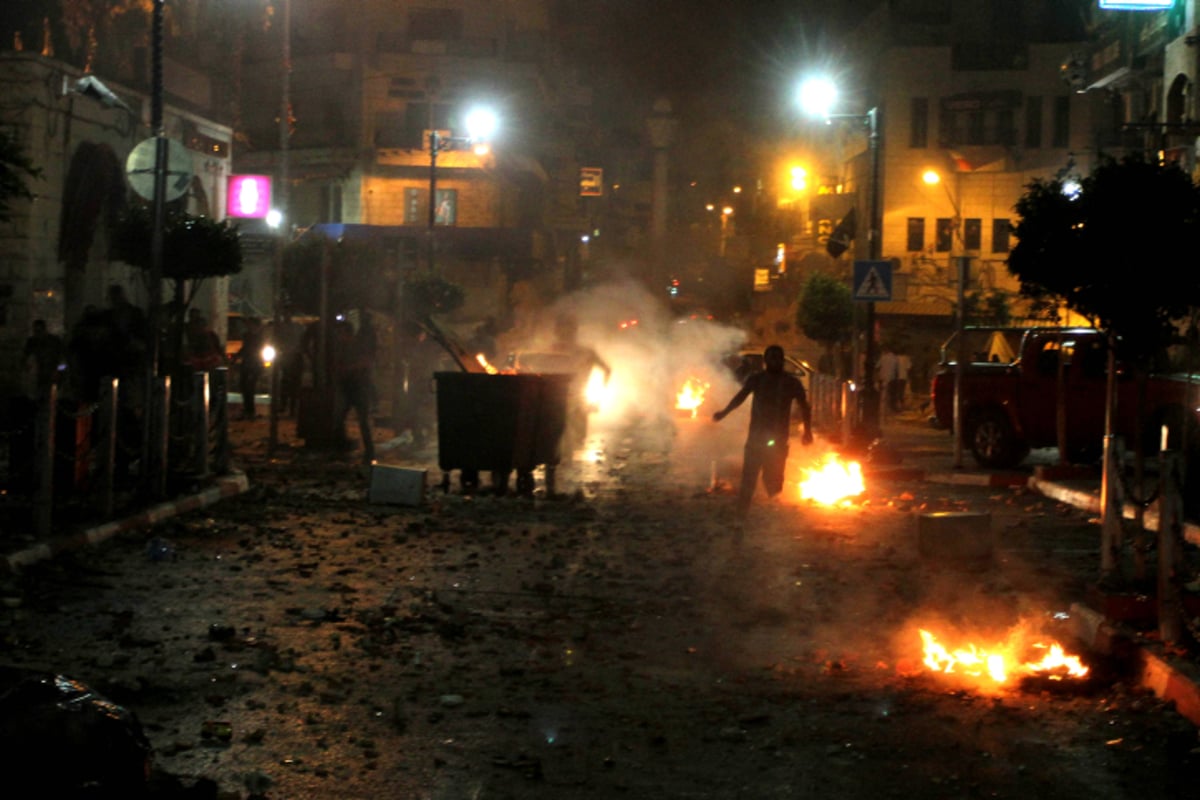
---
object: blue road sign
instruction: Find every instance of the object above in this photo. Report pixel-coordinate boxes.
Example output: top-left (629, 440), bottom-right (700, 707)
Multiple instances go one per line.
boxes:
top-left (853, 260), bottom-right (892, 302)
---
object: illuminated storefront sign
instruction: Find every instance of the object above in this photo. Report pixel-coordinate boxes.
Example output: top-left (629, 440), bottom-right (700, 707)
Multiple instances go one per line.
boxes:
top-left (1098, 0), bottom-right (1172, 10)
top-left (226, 175), bottom-right (272, 219)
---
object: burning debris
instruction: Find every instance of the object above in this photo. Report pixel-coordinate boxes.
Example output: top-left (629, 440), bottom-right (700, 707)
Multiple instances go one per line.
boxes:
top-left (584, 365), bottom-right (611, 412)
top-left (798, 453), bottom-right (865, 505)
top-left (917, 627), bottom-right (1089, 691)
top-left (675, 376), bottom-right (710, 418)
top-left (476, 353), bottom-right (499, 374)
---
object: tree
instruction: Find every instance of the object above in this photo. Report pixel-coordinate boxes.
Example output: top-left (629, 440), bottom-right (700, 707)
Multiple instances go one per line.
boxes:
top-left (962, 290), bottom-right (1012, 327)
top-left (1010, 155), bottom-right (1200, 580)
top-left (111, 204), bottom-right (243, 371)
top-left (111, 204), bottom-right (243, 301)
top-left (795, 273), bottom-right (854, 377)
top-left (1010, 155), bottom-right (1200, 364)
top-left (0, 129), bottom-right (40, 222)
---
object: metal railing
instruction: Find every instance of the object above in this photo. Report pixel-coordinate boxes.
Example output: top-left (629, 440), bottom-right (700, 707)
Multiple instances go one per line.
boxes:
top-left (0, 367), bottom-right (230, 540)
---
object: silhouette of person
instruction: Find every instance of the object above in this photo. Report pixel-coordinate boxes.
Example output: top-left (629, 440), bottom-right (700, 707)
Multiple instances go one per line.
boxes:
top-left (272, 310), bottom-right (305, 416)
top-left (333, 315), bottom-right (376, 464)
top-left (183, 310), bottom-right (224, 372)
top-left (236, 317), bottom-right (265, 419)
top-left (103, 284), bottom-right (148, 385)
top-left (712, 344), bottom-right (813, 517)
top-left (23, 319), bottom-right (65, 398)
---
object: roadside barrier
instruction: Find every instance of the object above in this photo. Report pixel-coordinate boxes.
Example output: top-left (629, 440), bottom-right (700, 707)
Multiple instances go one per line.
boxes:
top-left (0, 368), bottom-right (230, 539)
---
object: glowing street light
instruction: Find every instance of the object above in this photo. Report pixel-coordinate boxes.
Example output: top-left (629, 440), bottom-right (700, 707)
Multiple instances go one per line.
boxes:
top-left (921, 168), bottom-right (963, 248)
top-left (790, 165), bottom-right (808, 192)
top-left (797, 75), bottom-right (883, 438)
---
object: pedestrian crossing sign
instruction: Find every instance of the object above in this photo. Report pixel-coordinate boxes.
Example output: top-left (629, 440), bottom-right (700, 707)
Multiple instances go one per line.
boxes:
top-left (853, 260), bottom-right (892, 302)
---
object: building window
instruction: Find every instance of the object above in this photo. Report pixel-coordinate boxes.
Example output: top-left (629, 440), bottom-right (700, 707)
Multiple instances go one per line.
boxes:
top-left (938, 92), bottom-right (1021, 147)
top-left (992, 218), bottom-right (1011, 253)
top-left (434, 189), bottom-right (457, 225)
top-left (1052, 96), bottom-right (1070, 148)
top-left (906, 217), bottom-right (925, 252)
top-left (910, 97), bottom-right (929, 148)
top-left (996, 109), bottom-right (1015, 145)
top-left (404, 188), bottom-right (425, 224)
top-left (375, 112), bottom-right (408, 148)
top-left (963, 218), bottom-right (982, 250)
top-left (967, 110), bottom-right (985, 145)
top-left (935, 218), bottom-right (954, 252)
top-left (1025, 96), bottom-right (1042, 148)
top-left (403, 188), bottom-right (457, 225)
top-left (401, 102), bottom-right (453, 149)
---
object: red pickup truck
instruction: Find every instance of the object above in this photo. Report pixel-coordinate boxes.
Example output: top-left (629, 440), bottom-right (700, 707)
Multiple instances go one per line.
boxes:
top-left (929, 327), bottom-right (1200, 469)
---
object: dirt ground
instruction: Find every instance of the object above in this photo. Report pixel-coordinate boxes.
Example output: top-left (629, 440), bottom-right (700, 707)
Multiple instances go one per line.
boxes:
top-left (1, 411), bottom-right (1198, 799)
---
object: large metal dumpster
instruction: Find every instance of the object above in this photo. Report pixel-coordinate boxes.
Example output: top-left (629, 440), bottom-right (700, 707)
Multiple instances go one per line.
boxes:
top-left (434, 372), bottom-right (570, 494)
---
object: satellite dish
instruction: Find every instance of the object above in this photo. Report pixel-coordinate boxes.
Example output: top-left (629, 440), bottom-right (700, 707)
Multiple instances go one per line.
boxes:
top-left (125, 137), bottom-right (193, 202)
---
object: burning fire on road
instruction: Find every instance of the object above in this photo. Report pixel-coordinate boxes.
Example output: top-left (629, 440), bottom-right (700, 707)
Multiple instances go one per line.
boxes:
top-left (585, 366), bottom-right (611, 412)
top-left (675, 377), bottom-right (710, 418)
top-left (798, 453), bottom-right (865, 505)
top-left (916, 628), bottom-right (1089, 692)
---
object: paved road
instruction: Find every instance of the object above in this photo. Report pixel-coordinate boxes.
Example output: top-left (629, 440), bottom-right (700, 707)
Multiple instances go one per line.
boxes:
top-left (0, 411), bottom-right (1198, 798)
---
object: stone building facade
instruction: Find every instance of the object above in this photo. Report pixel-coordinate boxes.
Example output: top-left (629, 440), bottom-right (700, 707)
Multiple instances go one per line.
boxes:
top-left (0, 53), bottom-right (232, 396)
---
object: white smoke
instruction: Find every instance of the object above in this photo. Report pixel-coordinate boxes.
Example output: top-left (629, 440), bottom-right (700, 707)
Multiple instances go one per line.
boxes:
top-left (500, 277), bottom-right (756, 468)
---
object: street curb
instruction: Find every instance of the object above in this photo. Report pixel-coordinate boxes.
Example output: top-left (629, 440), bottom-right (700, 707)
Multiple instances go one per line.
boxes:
top-left (1, 471), bottom-right (251, 574)
top-left (926, 471), bottom-right (1029, 487)
top-left (865, 466), bottom-right (1029, 487)
top-left (1071, 602), bottom-right (1200, 727)
top-left (1031, 477), bottom-right (1200, 547)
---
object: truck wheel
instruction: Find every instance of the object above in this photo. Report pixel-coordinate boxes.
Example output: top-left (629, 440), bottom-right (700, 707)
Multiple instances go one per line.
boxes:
top-left (968, 410), bottom-right (1022, 468)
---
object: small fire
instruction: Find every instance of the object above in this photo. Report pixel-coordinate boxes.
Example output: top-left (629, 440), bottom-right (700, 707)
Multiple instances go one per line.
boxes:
top-left (476, 353), bottom-right (498, 375)
top-left (1022, 642), bottom-right (1089, 679)
top-left (919, 629), bottom-right (1089, 688)
top-left (675, 377), bottom-right (709, 418)
top-left (798, 454), bottom-right (864, 505)
top-left (584, 366), bottom-right (610, 411)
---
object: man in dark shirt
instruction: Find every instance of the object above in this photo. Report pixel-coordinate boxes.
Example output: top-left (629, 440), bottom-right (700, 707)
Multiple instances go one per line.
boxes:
top-left (713, 344), bottom-right (813, 516)
top-left (23, 319), bottom-right (65, 398)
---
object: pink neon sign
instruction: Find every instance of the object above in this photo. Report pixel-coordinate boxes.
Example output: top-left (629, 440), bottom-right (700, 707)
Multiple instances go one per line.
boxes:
top-left (227, 175), bottom-right (271, 218)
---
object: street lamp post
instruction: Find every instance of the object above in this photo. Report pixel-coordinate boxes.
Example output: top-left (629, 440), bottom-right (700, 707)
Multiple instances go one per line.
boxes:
top-left (922, 168), bottom-right (967, 468)
top-left (426, 107), bottom-right (497, 273)
top-left (142, 0), bottom-right (168, 497)
top-left (268, 0), bottom-right (291, 456)
top-left (799, 77), bottom-right (882, 438)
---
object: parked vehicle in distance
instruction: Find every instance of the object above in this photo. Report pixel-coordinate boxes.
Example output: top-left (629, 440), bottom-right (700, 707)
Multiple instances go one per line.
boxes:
top-left (723, 348), bottom-right (815, 395)
top-left (929, 327), bottom-right (1200, 469)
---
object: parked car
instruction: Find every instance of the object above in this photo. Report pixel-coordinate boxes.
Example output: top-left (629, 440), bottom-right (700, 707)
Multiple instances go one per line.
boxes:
top-left (930, 326), bottom-right (1200, 469)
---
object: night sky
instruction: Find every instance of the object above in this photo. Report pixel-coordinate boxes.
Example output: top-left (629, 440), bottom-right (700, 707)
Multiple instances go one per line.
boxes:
top-left (576, 0), bottom-right (876, 137)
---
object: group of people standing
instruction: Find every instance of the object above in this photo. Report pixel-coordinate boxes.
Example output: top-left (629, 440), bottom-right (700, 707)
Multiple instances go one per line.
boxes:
top-left (876, 349), bottom-right (912, 414)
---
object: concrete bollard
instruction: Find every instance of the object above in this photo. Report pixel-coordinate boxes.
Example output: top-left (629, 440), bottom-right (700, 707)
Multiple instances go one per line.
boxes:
top-left (916, 511), bottom-right (993, 564)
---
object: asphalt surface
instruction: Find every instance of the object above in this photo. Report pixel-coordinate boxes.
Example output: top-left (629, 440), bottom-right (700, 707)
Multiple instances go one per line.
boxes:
top-left (1, 405), bottom-right (1199, 798)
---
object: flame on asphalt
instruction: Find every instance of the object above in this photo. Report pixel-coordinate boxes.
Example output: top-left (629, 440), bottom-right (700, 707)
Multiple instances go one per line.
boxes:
top-left (675, 376), bottom-right (709, 418)
top-left (798, 453), bottom-right (864, 505)
top-left (584, 366), bottom-right (610, 411)
top-left (918, 628), bottom-right (1089, 690)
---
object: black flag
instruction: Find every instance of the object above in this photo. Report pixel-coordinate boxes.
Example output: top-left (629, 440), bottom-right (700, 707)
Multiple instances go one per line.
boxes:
top-left (826, 208), bottom-right (856, 258)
